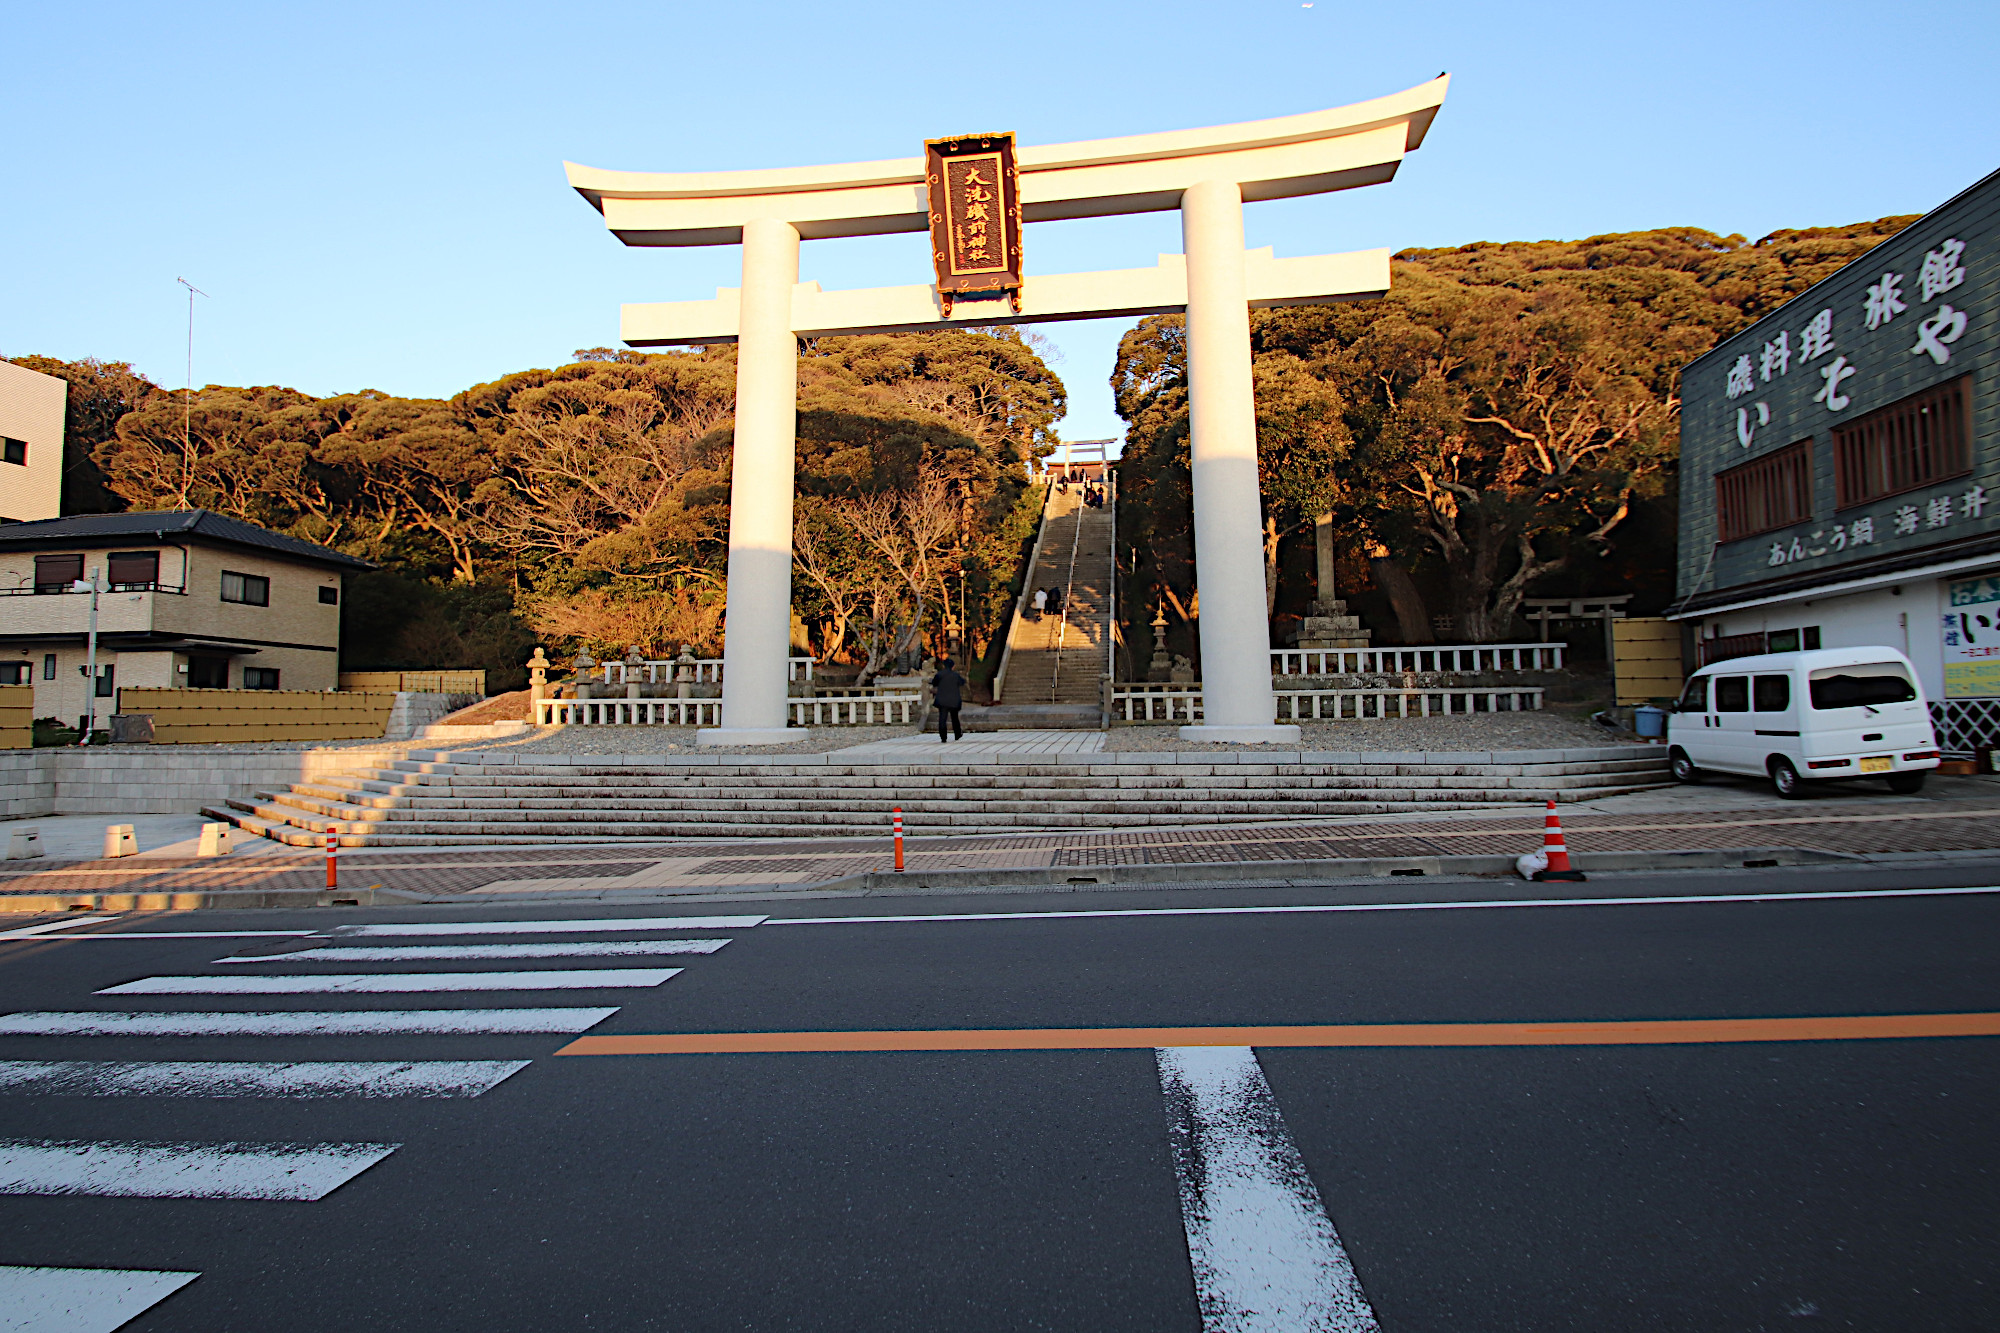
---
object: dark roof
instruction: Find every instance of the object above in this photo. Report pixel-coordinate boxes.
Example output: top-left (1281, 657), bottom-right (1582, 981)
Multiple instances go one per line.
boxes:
top-left (0, 511), bottom-right (374, 571)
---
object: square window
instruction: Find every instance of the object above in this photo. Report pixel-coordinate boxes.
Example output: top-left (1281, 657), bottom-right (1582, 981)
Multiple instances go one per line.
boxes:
top-left (94, 665), bottom-right (115, 699)
top-left (34, 553), bottom-right (83, 594)
top-left (1802, 626), bottom-right (1821, 650)
top-left (242, 667), bottom-right (281, 690)
top-left (0, 662), bottom-right (26, 685)
top-left (187, 656), bottom-right (229, 689)
top-left (1, 437), bottom-right (24, 466)
top-left (220, 571), bottom-right (270, 606)
top-left (319, 585), bottom-right (339, 605)
top-left (107, 550), bottom-right (159, 589)
top-left (1767, 628), bottom-right (1801, 654)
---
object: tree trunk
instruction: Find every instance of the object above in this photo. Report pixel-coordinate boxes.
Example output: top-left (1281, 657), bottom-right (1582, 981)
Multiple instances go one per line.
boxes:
top-left (1263, 514), bottom-right (1280, 618)
top-left (1368, 553), bottom-right (1434, 644)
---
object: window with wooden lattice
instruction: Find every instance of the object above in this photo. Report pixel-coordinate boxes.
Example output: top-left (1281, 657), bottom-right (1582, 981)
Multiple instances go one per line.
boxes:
top-left (1833, 375), bottom-right (1971, 510)
top-left (1715, 440), bottom-right (1813, 542)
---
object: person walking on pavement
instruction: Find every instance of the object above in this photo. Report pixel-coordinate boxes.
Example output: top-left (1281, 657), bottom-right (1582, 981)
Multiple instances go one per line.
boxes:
top-left (1046, 585), bottom-right (1064, 617)
top-left (932, 657), bottom-right (966, 743)
top-left (1031, 587), bottom-right (1047, 620)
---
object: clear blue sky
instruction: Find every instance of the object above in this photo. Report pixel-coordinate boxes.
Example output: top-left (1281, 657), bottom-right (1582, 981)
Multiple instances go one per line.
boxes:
top-left (5, 1), bottom-right (1995, 445)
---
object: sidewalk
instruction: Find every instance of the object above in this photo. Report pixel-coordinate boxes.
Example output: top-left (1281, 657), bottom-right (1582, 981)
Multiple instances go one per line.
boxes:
top-left (4, 774), bottom-right (1996, 910)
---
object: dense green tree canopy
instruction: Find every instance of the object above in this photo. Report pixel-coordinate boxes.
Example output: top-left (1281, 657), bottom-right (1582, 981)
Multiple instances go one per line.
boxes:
top-left (1114, 216), bottom-right (1917, 652)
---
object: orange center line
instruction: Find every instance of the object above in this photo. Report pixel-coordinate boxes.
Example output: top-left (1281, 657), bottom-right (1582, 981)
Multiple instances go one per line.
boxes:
top-left (553, 1012), bottom-right (2000, 1057)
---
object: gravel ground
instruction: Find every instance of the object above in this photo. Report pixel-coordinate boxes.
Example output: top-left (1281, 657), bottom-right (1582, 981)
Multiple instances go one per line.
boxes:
top-left (55, 737), bottom-right (418, 754)
top-left (435, 708), bottom-right (1626, 757)
top-left (446, 723), bottom-right (920, 756)
top-left (1106, 710), bottom-right (1622, 752)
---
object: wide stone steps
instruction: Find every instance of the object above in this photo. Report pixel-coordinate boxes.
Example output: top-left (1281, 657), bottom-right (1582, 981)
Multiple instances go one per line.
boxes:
top-left (201, 751), bottom-right (1671, 845)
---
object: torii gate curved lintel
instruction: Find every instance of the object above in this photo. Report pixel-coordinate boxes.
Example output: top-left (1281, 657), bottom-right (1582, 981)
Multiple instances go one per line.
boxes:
top-left (566, 76), bottom-right (1448, 746)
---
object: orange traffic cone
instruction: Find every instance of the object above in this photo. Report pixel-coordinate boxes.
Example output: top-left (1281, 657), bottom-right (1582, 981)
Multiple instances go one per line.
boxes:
top-left (1532, 799), bottom-right (1587, 882)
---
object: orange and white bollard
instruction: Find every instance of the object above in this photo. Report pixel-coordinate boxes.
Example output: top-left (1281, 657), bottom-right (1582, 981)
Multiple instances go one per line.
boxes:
top-left (324, 828), bottom-right (339, 890)
top-left (1531, 799), bottom-right (1586, 883)
top-left (892, 807), bottom-right (905, 872)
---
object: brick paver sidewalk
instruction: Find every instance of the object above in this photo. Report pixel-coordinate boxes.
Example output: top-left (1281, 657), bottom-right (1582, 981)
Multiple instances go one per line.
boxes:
top-left (6, 791), bottom-right (1998, 904)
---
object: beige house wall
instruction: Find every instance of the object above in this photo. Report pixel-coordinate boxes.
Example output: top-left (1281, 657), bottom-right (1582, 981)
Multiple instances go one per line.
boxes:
top-left (0, 362), bottom-right (65, 523)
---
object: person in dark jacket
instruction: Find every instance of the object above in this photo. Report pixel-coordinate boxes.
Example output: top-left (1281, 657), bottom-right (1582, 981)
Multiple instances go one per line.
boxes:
top-left (931, 657), bottom-right (966, 742)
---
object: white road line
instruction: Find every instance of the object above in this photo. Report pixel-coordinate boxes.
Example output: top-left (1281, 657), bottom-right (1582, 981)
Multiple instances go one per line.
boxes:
top-left (41, 931), bottom-right (317, 940)
top-left (217, 939), bottom-right (730, 964)
top-left (0, 915), bottom-right (121, 942)
top-left (337, 914), bottom-right (766, 936)
top-left (0, 1138), bottom-right (397, 1200)
top-left (769, 885), bottom-right (2000, 928)
top-left (95, 969), bottom-right (682, 995)
top-left (0, 1009), bottom-right (620, 1037)
top-left (1156, 1047), bottom-right (1379, 1333)
top-left (0, 1060), bottom-right (530, 1098)
top-left (0, 1263), bottom-right (200, 1330)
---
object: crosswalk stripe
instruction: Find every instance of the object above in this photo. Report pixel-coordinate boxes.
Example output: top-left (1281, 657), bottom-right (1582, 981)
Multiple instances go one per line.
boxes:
top-left (0, 1138), bottom-right (397, 1200)
top-left (336, 915), bottom-right (766, 936)
top-left (0, 1263), bottom-right (201, 1330)
top-left (0, 915), bottom-right (121, 942)
top-left (1156, 1046), bottom-right (1379, 1333)
top-left (218, 940), bottom-right (729, 964)
top-left (0, 1060), bottom-right (530, 1098)
top-left (96, 969), bottom-right (682, 995)
top-left (0, 1009), bottom-right (620, 1037)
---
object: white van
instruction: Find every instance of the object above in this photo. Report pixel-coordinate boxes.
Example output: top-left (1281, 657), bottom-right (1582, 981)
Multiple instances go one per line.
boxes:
top-left (1666, 646), bottom-right (1942, 799)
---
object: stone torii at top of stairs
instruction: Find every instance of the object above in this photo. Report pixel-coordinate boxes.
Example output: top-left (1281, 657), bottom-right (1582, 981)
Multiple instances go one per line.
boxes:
top-left (564, 76), bottom-right (1450, 747)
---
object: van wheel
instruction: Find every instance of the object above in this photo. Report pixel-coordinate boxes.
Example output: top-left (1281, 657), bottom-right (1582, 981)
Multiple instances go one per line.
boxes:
top-left (1668, 748), bottom-right (1700, 784)
top-left (1886, 771), bottom-right (1927, 794)
top-left (1769, 757), bottom-right (1809, 800)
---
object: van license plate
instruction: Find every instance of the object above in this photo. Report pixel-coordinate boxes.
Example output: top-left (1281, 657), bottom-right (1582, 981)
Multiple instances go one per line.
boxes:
top-left (1859, 756), bottom-right (1892, 773)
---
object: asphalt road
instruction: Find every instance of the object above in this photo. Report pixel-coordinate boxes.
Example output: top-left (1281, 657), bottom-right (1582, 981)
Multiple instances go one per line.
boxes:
top-left (2, 858), bottom-right (1997, 1332)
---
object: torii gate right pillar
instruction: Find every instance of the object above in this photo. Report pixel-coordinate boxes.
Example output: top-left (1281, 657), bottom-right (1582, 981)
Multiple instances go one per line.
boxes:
top-left (1179, 180), bottom-right (1297, 743)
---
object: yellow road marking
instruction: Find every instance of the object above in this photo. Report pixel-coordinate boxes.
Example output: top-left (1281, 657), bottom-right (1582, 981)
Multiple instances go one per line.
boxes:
top-left (555, 1011), bottom-right (2000, 1056)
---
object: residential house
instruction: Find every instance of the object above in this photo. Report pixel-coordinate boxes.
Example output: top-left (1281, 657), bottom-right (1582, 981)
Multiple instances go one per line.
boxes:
top-left (0, 511), bottom-right (372, 729)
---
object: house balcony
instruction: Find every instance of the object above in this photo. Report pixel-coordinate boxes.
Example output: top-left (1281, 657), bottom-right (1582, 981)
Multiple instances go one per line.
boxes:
top-left (0, 586), bottom-right (183, 640)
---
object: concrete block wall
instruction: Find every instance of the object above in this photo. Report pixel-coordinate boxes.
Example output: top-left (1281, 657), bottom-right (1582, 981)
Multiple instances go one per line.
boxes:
top-left (0, 750), bottom-right (54, 818)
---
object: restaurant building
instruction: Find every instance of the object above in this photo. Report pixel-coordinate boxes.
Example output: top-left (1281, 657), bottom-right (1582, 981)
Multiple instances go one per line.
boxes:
top-left (1674, 169), bottom-right (1999, 756)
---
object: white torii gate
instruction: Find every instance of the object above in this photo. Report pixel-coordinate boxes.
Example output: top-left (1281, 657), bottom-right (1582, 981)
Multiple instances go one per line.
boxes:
top-left (566, 75), bottom-right (1448, 745)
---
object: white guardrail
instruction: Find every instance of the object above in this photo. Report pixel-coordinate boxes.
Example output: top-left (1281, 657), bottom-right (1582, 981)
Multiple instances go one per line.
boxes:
top-left (1112, 684), bottom-right (1546, 723)
top-left (1271, 644), bottom-right (1565, 675)
top-left (537, 688), bottom-right (921, 727)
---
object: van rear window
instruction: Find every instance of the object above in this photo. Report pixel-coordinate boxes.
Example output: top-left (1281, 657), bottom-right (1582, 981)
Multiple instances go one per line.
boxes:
top-left (1809, 664), bottom-right (1917, 709)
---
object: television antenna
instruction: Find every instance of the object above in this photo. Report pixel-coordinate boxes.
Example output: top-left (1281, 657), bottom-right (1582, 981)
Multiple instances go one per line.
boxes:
top-left (175, 277), bottom-right (208, 503)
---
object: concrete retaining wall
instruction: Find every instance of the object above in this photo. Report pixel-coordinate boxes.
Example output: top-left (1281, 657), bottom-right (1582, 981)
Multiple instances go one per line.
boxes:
top-left (0, 745), bottom-right (416, 818)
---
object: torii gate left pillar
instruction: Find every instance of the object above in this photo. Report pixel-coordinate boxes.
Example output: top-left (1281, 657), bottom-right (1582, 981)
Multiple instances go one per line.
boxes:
top-left (564, 76), bottom-right (1447, 745)
top-left (708, 217), bottom-right (801, 743)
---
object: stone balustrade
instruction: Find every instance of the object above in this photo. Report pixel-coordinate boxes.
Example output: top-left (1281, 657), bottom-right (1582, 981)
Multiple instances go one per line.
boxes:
top-left (1270, 643), bottom-right (1566, 675)
top-left (1114, 683), bottom-right (1547, 723)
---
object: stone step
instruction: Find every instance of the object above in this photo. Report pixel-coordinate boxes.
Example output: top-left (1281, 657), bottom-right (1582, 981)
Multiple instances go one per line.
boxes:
top-left (215, 788), bottom-right (1670, 847)
top-left (234, 773), bottom-right (1665, 826)
top-left (305, 756), bottom-right (1669, 788)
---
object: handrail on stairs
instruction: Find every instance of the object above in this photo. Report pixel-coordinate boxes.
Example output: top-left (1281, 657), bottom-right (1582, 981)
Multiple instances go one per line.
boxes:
top-left (1048, 487), bottom-right (1087, 701)
top-left (991, 480), bottom-right (1052, 704)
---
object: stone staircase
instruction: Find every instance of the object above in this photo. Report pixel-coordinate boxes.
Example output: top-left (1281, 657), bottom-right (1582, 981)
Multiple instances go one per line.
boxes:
top-left (203, 747), bottom-right (1673, 846)
top-left (999, 487), bottom-right (1112, 708)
